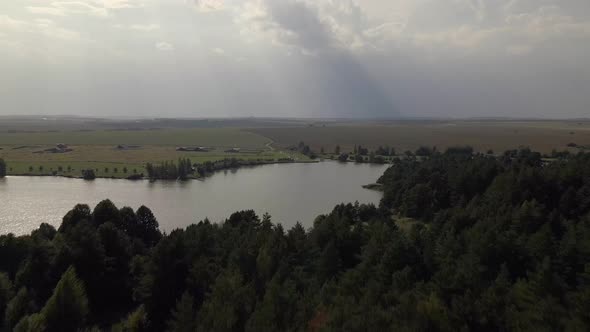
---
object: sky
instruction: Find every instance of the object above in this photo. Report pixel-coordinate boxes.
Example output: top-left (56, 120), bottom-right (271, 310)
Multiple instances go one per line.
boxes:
top-left (1, 0), bottom-right (589, 119)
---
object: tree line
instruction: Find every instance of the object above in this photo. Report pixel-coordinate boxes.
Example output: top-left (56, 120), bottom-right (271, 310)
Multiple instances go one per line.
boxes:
top-left (294, 142), bottom-right (317, 159)
top-left (0, 159), bottom-right (6, 178)
top-left (331, 144), bottom-right (395, 164)
top-left (0, 148), bottom-right (588, 331)
top-left (145, 158), bottom-right (277, 180)
top-left (0, 162), bottom-right (141, 178)
top-left (146, 158), bottom-right (193, 180)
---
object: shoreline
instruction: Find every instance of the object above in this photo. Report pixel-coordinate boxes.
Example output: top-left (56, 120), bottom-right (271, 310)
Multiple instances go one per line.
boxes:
top-left (2, 159), bottom-right (321, 181)
top-left (320, 155), bottom-right (394, 165)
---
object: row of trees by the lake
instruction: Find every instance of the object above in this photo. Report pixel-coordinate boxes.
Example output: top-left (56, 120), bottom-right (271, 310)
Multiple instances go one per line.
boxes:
top-left (320, 143), bottom-right (583, 165)
top-left (146, 158), bottom-right (194, 180)
top-left (0, 156), bottom-right (296, 181)
top-left (145, 157), bottom-right (297, 180)
top-left (0, 159), bottom-right (6, 178)
top-left (0, 148), bottom-right (589, 331)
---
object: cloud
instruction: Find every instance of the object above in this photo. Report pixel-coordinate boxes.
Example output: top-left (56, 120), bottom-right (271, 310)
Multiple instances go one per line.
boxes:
top-left (194, 0), bottom-right (224, 12)
top-left (130, 24), bottom-right (160, 31)
top-left (25, 0), bottom-right (142, 18)
top-left (262, 0), bottom-right (332, 52)
top-left (0, 13), bottom-right (89, 59)
top-left (26, 2), bottom-right (107, 18)
top-left (0, 15), bottom-right (29, 29)
top-left (211, 47), bottom-right (225, 55)
top-left (155, 41), bottom-right (174, 51)
top-left (97, 0), bottom-right (142, 9)
top-left (366, 1), bottom-right (590, 56)
top-left (0, 14), bottom-right (80, 41)
top-left (506, 44), bottom-right (532, 56)
top-left (234, 0), bottom-right (590, 58)
top-left (2, 0), bottom-right (590, 118)
top-left (113, 23), bottom-right (160, 31)
top-left (26, 6), bottom-right (67, 16)
top-left (237, 0), bottom-right (369, 54)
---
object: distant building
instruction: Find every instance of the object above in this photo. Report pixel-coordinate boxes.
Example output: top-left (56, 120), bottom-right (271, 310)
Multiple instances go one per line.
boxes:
top-left (176, 146), bottom-right (211, 152)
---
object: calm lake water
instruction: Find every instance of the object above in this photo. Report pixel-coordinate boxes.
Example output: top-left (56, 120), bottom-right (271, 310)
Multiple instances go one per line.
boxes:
top-left (0, 161), bottom-right (388, 235)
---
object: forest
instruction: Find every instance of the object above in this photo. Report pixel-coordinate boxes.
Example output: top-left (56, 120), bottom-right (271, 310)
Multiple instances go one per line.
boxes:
top-left (0, 148), bottom-right (589, 331)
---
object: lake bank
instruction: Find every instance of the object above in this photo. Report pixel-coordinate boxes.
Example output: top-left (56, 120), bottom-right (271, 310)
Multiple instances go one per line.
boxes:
top-left (3, 158), bottom-right (320, 180)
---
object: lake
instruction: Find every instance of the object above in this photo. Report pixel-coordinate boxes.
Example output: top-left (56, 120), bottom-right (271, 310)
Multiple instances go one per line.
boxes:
top-left (0, 161), bottom-right (388, 235)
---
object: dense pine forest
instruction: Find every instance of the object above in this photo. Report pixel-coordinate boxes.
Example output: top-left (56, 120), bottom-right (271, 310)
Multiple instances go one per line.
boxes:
top-left (0, 149), bottom-right (589, 331)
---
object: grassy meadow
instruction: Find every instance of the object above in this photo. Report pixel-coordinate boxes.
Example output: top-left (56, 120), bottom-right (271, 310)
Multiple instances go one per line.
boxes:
top-left (0, 128), bottom-right (270, 147)
top-left (0, 128), bottom-right (302, 177)
top-left (252, 120), bottom-right (590, 154)
top-left (3, 119), bottom-right (590, 178)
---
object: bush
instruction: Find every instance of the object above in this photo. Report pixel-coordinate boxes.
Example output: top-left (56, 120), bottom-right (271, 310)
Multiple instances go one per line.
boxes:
top-left (82, 169), bottom-right (96, 180)
top-left (0, 158), bottom-right (6, 178)
top-left (444, 146), bottom-right (473, 156)
top-left (415, 146), bottom-right (433, 156)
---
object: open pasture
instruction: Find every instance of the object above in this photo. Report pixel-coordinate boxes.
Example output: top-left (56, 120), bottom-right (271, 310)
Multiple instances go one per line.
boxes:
top-left (252, 120), bottom-right (590, 154)
top-left (0, 128), bottom-right (295, 176)
top-left (0, 128), bottom-right (270, 147)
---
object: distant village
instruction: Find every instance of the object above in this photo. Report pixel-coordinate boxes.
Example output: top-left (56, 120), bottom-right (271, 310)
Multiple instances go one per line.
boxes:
top-left (27, 144), bottom-right (243, 154)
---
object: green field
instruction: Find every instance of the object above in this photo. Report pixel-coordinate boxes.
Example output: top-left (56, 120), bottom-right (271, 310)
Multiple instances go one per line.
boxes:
top-left (251, 120), bottom-right (590, 154)
top-left (3, 120), bottom-right (590, 178)
top-left (5, 161), bottom-right (145, 179)
top-left (0, 128), bottom-right (270, 147)
top-left (0, 128), bottom-right (306, 178)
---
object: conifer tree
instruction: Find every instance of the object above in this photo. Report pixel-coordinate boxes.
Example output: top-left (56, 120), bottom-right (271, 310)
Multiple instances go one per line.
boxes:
top-left (40, 266), bottom-right (89, 332)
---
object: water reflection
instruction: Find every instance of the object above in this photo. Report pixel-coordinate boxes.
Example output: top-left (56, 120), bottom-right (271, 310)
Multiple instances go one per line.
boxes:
top-left (0, 161), bottom-right (388, 235)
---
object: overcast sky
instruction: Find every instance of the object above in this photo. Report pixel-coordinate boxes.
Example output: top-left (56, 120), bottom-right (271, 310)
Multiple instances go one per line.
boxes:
top-left (1, 0), bottom-right (589, 118)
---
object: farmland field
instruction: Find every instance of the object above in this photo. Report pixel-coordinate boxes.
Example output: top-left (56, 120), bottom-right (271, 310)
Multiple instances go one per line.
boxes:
top-left (251, 120), bottom-right (590, 154)
top-left (0, 128), bottom-right (302, 177)
top-left (2, 119), bottom-right (590, 178)
top-left (0, 128), bottom-right (270, 147)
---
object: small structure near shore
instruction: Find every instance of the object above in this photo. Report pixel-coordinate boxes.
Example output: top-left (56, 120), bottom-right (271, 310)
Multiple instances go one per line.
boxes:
top-left (176, 146), bottom-right (211, 152)
top-left (116, 144), bottom-right (142, 150)
top-left (34, 144), bottom-right (73, 154)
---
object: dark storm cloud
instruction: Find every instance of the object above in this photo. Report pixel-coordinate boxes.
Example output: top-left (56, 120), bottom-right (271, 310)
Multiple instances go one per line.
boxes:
top-left (263, 0), bottom-right (333, 53)
top-left (250, 0), bottom-right (397, 117)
